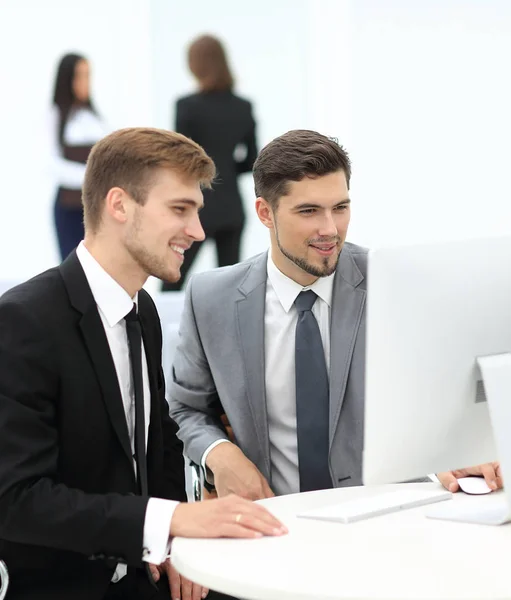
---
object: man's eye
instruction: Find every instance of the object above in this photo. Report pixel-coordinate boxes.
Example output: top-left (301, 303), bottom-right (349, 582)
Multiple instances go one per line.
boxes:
top-left (300, 209), bottom-right (315, 215)
top-left (173, 207), bottom-right (186, 214)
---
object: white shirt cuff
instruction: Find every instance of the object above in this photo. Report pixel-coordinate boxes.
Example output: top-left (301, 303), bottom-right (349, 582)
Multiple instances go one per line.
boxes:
top-left (142, 497), bottom-right (179, 565)
top-left (201, 439), bottom-right (232, 485)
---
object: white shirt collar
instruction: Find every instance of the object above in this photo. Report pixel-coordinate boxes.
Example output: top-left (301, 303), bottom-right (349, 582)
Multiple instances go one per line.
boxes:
top-left (266, 251), bottom-right (335, 313)
top-left (76, 241), bottom-right (138, 327)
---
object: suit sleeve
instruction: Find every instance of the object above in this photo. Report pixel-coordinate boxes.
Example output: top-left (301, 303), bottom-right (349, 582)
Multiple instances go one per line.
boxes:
top-left (236, 103), bottom-right (258, 175)
top-left (0, 300), bottom-right (148, 567)
top-left (152, 323), bottom-right (188, 502)
top-left (158, 370), bottom-right (188, 502)
top-left (167, 278), bottom-right (229, 467)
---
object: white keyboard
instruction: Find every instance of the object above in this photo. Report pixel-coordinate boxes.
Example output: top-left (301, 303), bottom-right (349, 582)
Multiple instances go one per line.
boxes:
top-left (297, 488), bottom-right (452, 524)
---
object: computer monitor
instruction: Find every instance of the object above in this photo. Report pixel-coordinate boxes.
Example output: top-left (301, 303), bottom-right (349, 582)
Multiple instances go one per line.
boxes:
top-left (362, 235), bottom-right (511, 525)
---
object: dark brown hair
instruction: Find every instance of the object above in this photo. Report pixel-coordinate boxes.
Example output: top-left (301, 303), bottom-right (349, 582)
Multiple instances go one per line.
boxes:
top-left (188, 35), bottom-right (234, 92)
top-left (83, 127), bottom-right (215, 233)
top-left (253, 129), bottom-right (351, 208)
top-left (53, 53), bottom-right (96, 145)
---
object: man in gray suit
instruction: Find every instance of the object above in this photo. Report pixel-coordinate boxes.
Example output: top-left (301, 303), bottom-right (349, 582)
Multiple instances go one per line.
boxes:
top-left (168, 129), bottom-right (502, 505)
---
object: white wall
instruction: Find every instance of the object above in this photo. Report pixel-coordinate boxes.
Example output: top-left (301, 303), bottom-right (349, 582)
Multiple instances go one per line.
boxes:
top-left (152, 0), bottom-right (511, 266)
top-left (348, 0), bottom-right (511, 247)
top-left (150, 0), bottom-right (311, 275)
top-left (1, 0), bottom-right (510, 283)
top-left (0, 0), bottom-right (154, 280)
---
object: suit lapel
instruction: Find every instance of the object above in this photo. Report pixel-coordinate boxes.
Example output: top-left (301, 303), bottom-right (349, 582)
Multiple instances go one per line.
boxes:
top-left (329, 247), bottom-right (366, 446)
top-left (235, 254), bottom-right (271, 478)
top-left (79, 310), bottom-right (133, 462)
top-left (60, 252), bottom-right (133, 465)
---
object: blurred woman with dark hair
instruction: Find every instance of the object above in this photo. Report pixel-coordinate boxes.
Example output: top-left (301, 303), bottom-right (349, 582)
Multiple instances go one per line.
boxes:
top-left (49, 53), bottom-right (108, 260)
top-left (162, 35), bottom-right (258, 291)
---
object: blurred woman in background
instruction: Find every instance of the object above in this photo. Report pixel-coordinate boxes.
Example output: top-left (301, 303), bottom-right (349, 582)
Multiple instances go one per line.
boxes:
top-left (162, 35), bottom-right (258, 291)
top-left (50, 53), bottom-right (107, 260)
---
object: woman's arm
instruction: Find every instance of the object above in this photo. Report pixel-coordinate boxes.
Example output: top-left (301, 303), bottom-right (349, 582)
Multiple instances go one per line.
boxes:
top-left (236, 104), bottom-right (257, 175)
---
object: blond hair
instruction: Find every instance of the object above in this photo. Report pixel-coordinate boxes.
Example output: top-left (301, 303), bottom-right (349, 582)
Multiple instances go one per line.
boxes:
top-left (83, 127), bottom-right (215, 233)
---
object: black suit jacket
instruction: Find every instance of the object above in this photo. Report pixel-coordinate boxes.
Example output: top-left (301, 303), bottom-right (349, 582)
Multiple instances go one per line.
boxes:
top-left (175, 91), bottom-right (257, 232)
top-left (0, 252), bottom-right (187, 599)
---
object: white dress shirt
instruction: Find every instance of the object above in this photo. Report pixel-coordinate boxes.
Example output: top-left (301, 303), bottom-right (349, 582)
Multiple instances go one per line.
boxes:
top-left (202, 253), bottom-right (334, 496)
top-left (76, 242), bottom-right (177, 581)
top-left (48, 106), bottom-right (107, 189)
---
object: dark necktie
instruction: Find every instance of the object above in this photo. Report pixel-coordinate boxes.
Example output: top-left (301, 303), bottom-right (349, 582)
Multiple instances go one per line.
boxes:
top-left (295, 290), bottom-right (332, 492)
top-left (125, 304), bottom-right (148, 496)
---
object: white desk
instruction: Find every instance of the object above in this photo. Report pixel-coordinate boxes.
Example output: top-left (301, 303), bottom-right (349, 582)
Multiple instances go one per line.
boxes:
top-left (171, 483), bottom-right (511, 600)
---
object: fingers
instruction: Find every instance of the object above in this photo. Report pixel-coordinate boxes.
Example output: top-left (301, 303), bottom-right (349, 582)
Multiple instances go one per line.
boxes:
top-left (231, 516), bottom-right (284, 538)
top-left (495, 462), bottom-right (504, 489)
top-left (192, 582), bottom-right (204, 600)
top-left (262, 479), bottom-right (276, 498)
top-left (168, 562), bottom-right (181, 600)
top-left (178, 574), bottom-right (205, 600)
top-left (240, 497), bottom-right (287, 529)
top-left (480, 463), bottom-right (499, 490)
top-left (148, 563), bottom-right (160, 583)
top-left (437, 471), bottom-right (460, 492)
top-left (180, 575), bottom-right (193, 600)
top-left (437, 463), bottom-right (504, 493)
top-left (456, 463), bottom-right (499, 490)
top-left (168, 562), bottom-right (207, 600)
top-left (225, 500), bottom-right (288, 538)
top-left (242, 478), bottom-right (272, 501)
top-left (171, 494), bottom-right (288, 539)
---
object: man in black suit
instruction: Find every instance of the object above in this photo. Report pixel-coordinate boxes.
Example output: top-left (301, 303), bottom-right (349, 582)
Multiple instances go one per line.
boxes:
top-left (0, 127), bottom-right (286, 600)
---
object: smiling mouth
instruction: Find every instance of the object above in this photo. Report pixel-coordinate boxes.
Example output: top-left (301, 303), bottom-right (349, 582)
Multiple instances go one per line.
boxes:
top-left (170, 244), bottom-right (185, 255)
top-left (170, 244), bottom-right (186, 261)
top-left (309, 243), bottom-right (337, 256)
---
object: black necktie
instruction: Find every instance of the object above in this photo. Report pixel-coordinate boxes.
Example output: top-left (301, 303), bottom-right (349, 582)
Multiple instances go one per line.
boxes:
top-left (295, 290), bottom-right (332, 492)
top-left (125, 304), bottom-right (148, 496)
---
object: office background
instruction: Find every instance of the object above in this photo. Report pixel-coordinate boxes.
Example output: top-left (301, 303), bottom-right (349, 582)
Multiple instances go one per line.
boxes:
top-left (0, 0), bottom-right (510, 285)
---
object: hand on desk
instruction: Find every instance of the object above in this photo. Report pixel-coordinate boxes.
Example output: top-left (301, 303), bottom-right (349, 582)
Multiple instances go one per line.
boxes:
top-left (437, 461), bottom-right (502, 493)
top-left (149, 559), bottom-right (208, 600)
top-left (206, 443), bottom-right (275, 500)
top-left (170, 494), bottom-right (287, 539)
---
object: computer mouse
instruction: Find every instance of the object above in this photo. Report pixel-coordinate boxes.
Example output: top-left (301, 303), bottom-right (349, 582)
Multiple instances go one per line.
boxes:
top-left (457, 476), bottom-right (493, 495)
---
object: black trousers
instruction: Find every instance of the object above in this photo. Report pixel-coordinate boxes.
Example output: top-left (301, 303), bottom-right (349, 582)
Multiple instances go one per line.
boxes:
top-left (54, 190), bottom-right (84, 261)
top-left (161, 228), bottom-right (242, 292)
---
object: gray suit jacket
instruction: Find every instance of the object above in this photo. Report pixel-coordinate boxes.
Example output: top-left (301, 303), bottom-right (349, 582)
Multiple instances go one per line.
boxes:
top-left (168, 242), bottom-right (368, 488)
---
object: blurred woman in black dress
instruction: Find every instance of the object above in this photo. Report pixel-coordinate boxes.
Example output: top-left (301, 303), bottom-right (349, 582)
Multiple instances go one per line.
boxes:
top-left (162, 35), bottom-right (258, 291)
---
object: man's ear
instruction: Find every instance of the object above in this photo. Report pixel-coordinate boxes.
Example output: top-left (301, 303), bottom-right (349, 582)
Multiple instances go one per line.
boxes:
top-left (255, 197), bottom-right (275, 230)
top-left (105, 187), bottom-right (130, 224)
